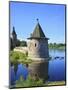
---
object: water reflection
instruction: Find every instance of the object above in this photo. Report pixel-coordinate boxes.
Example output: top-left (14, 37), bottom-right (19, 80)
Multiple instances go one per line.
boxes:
top-left (48, 59), bottom-right (65, 81)
top-left (10, 64), bottom-right (28, 85)
top-left (28, 61), bottom-right (49, 81)
top-left (10, 49), bottom-right (65, 85)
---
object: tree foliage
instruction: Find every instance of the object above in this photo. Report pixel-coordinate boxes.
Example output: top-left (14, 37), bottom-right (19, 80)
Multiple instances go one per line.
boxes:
top-left (48, 43), bottom-right (65, 50)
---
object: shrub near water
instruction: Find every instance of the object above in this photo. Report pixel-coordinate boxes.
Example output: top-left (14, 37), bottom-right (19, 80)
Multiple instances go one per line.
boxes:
top-left (10, 51), bottom-right (19, 64)
top-left (10, 51), bottom-right (32, 64)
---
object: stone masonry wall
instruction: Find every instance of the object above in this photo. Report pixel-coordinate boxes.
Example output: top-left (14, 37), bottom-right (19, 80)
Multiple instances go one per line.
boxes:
top-left (28, 39), bottom-right (49, 59)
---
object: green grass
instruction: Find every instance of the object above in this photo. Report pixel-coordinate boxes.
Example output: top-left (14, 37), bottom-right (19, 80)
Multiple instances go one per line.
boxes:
top-left (15, 75), bottom-right (65, 88)
top-left (45, 81), bottom-right (65, 86)
top-left (15, 75), bottom-right (44, 88)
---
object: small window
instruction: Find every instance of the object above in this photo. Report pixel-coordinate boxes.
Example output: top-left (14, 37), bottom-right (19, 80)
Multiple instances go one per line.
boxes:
top-left (35, 43), bottom-right (36, 47)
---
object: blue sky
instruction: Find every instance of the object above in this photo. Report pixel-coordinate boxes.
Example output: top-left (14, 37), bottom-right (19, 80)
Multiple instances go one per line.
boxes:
top-left (10, 2), bottom-right (65, 43)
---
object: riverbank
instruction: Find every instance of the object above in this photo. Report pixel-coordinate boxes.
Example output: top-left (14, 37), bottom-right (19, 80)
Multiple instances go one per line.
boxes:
top-left (10, 80), bottom-right (65, 88)
top-left (45, 81), bottom-right (65, 86)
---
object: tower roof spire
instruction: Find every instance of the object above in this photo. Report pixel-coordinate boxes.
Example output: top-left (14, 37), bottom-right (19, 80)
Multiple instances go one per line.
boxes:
top-left (37, 18), bottom-right (39, 23)
top-left (28, 19), bottom-right (48, 40)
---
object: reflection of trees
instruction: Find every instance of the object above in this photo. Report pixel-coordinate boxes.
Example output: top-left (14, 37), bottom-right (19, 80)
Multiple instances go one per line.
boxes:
top-left (14, 63), bottom-right (18, 76)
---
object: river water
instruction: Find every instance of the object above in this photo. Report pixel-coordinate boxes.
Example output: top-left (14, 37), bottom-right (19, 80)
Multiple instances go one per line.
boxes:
top-left (10, 49), bottom-right (66, 85)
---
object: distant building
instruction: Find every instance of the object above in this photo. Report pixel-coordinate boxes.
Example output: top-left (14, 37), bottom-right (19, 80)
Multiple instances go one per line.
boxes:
top-left (10, 27), bottom-right (17, 50)
top-left (27, 19), bottom-right (49, 61)
top-left (10, 27), bottom-right (27, 50)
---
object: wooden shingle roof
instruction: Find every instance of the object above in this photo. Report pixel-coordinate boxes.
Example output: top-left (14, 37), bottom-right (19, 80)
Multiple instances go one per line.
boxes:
top-left (28, 21), bottom-right (48, 39)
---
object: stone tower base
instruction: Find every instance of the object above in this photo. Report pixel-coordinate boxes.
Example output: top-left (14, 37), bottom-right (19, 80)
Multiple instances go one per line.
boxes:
top-left (28, 57), bottom-right (49, 61)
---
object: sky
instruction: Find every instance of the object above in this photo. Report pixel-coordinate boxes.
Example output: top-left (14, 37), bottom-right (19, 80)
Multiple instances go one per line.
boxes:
top-left (10, 1), bottom-right (66, 44)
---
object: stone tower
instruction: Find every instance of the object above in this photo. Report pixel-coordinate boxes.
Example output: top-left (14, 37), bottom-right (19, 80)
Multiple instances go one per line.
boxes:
top-left (28, 19), bottom-right (49, 61)
top-left (27, 19), bottom-right (49, 81)
top-left (12, 27), bottom-right (17, 48)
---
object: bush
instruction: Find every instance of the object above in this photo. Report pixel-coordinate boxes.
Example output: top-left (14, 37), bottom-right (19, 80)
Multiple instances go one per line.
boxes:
top-left (10, 51), bottom-right (32, 64)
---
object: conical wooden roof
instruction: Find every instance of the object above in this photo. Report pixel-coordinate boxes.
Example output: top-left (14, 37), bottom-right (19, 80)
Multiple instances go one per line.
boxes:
top-left (28, 21), bottom-right (48, 39)
top-left (32, 22), bottom-right (45, 38)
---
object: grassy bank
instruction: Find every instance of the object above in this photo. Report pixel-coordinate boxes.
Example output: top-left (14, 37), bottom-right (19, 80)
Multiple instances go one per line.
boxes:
top-left (45, 81), bottom-right (65, 86)
top-left (15, 75), bottom-right (65, 88)
top-left (10, 76), bottom-right (65, 88)
top-left (15, 75), bottom-right (44, 88)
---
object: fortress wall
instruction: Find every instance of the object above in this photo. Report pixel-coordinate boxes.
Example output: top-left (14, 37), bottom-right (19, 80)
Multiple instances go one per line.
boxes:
top-left (14, 47), bottom-right (28, 54)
